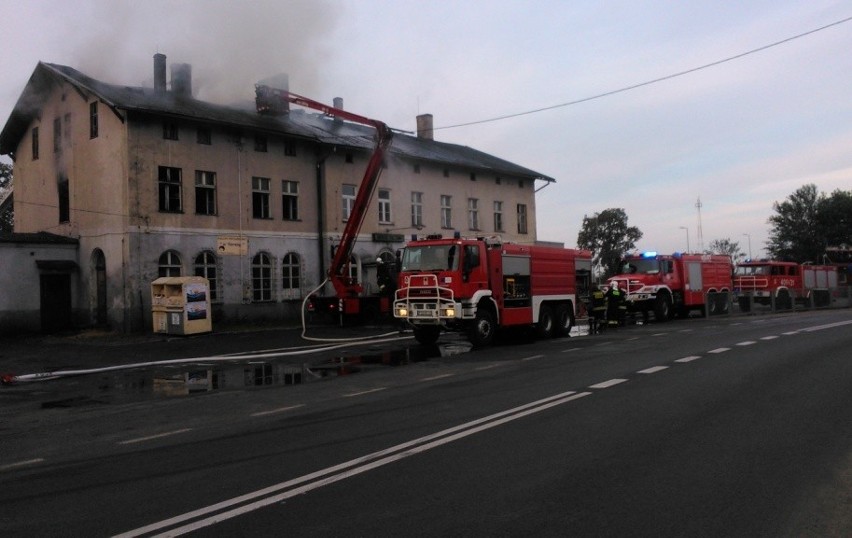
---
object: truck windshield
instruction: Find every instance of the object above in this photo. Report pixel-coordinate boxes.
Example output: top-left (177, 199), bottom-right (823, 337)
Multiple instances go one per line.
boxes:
top-left (401, 245), bottom-right (459, 272)
top-left (621, 259), bottom-right (660, 275)
top-left (735, 265), bottom-right (768, 276)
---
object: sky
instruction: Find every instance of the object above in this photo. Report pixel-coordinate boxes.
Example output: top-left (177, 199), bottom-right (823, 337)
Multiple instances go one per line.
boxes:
top-left (2, 0), bottom-right (851, 258)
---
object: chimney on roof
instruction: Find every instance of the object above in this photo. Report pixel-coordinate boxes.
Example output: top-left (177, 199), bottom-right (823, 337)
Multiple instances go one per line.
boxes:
top-left (333, 97), bottom-right (343, 122)
top-left (171, 63), bottom-right (192, 97)
top-left (153, 53), bottom-right (167, 93)
top-left (417, 114), bottom-right (434, 141)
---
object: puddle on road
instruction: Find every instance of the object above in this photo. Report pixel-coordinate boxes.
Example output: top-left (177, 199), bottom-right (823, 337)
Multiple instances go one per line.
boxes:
top-left (4, 341), bottom-right (472, 409)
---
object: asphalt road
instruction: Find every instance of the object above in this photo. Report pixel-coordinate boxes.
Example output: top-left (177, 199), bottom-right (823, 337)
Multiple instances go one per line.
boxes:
top-left (1, 310), bottom-right (850, 537)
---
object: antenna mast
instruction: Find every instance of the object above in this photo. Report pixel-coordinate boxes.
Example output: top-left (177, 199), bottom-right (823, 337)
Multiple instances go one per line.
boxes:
top-left (695, 197), bottom-right (704, 253)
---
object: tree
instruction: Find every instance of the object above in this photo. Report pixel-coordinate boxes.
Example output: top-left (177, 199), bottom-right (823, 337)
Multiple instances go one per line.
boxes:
top-left (0, 162), bottom-right (12, 232)
top-left (767, 184), bottom-right (852, 261)
top-left (706, 238), bottom-right (743, 260)
top-left (577, 208), bottom-right (642, 278)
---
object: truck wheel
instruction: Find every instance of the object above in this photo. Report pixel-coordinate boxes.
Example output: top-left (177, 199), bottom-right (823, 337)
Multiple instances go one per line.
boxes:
top-left (654, 294), bottom-right (672, 321)
top-left (553, 305), bottom-right (574, 337)
top-left (468, 308), bottom-right (496, 348)
top-left (536, 305), bottom-right (555, 339)
top-left (413, 326), bottom-right (440, 345)
top-left (776, 289), bottom-right (792, 310)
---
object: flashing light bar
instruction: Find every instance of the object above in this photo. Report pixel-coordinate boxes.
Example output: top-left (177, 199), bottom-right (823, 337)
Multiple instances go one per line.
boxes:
top-left (642, 251), bottom-right (658, 258)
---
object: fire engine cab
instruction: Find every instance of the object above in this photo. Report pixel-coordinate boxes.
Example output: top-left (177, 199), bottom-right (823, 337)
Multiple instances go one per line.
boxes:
top-left (734, 260), bottom-right (837, 311)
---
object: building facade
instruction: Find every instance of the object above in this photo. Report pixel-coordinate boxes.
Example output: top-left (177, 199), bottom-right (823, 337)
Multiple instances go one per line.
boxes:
top-left (0, 57), bottom-right (554, 333)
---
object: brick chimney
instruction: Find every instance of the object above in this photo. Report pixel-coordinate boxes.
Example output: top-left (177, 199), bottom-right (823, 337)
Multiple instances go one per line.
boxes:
top-left (333, 97), bottom-right (343, 122)
top-left (171, 63), bottom-right (192, 97)
top-left (416, 114), bottom-right (434, 140)
top-left (153, 53), bottom-right (166, 92)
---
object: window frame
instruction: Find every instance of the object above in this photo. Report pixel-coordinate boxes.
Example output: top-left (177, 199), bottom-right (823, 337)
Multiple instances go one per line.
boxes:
top-left (252, 176), bottom-right (271, 220)
top-left (194, 170), bottom-right (217, 216)
top-left (378, 189), bottom-right (392, 224)
top-left (158, 250), bottom-right (182, 277)
top-left (440, 194), bottom-right (452, 229)
top-left (467, 198), bottom-right (479, 231)
top-left (517, 203), bottom-right (528, 234)
top-left (281, 252), bottom-right (301, 298)
top-left (158, 166), bottom-right (183, 213)
top-left (89, 102), bottom-right (98, 139)
top-left (342, 184), bottom-right (356, 221)
top-left (194, 250), bottom-right (219, 301)
top-left (282, 180), bottom-right (299, 221)
top-left (411, 191), bottom-right (423, 228)
top-left (251, 252), bottom-right (273, 302)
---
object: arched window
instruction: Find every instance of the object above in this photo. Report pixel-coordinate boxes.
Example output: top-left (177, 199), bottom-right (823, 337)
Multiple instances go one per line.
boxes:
top-left (282, 252), bottom-right (301, 298)
top-left (194, 250), bottom-right (219, 301)
top-left (158, 250), bottom-right (182, 277)
top-left (252, 252), bottom-right (273, 302)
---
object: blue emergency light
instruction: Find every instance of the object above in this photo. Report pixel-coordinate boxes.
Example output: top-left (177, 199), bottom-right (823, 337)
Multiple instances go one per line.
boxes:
top-left (642, 251), bottom-right (658, 258)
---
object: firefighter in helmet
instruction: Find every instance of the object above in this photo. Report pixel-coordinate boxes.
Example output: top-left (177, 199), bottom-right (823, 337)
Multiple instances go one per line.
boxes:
top-left (605, 281), bottom-right (626, 327)
top-left (589, 284), bottom-right (607, 334)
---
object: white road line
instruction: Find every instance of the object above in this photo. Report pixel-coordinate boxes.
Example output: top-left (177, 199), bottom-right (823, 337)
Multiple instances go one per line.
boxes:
top-left (0, 458), bottom-right (45, 472)
top-left (675, 356), bottom-right (701, 363)
top-left (250, 405), bottom-right (304, 417)
top-left (521, 354), bottom-right (544, 361)
top-left (651, 333), bottom-right (667, 337)
top-left (801, 319), bottom-right (852, 332)
top-left (589, 378), bottom-right (628, 389)
top-left (342, 387), bottom-right (387, 398)
top-left (118, 428), bottom-right (193, 445)
top-left (627, 337), bottom-right (640, 341)
top-left (560, 348), bottom-right (581, 353)
top-left (637, 366), bottom-right (669, 374)
top-left (760, 336), bottom-right (779, 341)
top-left (708, 348), bottom-right (730, 354)
top-left (419, 373), bottom-right (455, 381)
top-left (782, 331), bottom-right (799, 336)
top-left (678, 329), bottom-right (694, 333)
top-left (736, 341), bottom-right (756, 346)
top-left (475, 363), bottom-right (502, 371)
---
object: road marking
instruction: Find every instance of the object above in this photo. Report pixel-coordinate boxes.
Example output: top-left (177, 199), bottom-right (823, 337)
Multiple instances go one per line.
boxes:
top-left (589, 378), bottom-right (628, 389)
top-left (627, 337), bottom-right (640, 341)
top-left (419, 373), bottom-right (455, 381)
top-left (637, 366), bottom-right (669, 374)
top-left (678, 329), bottom-right (694, 333)
top-left (0, 458), bottom-right (45, 472)
top-left (708, 348), bottom-right (730, 354)
top-left (118, 428), bottom-right (193, 445)
top-left (675, 355), bottom-right (701, 363)
top-left (475, 363), bottom-right (502, 371)
top-left (250, 405), bottom-right (304, 417)
top-left (560, 348), bottom-right (581, 353)
top-left (782, 331), bottom-right (799, 336)
top-left (736, 341), bottom-right (756, 346)
top-left (651, 333), bottom-right (667, 337)
top-left (115, 391), bottom-right (592, 537)
top-left (342, 387), bottom-right (386, 398)
top-left (760, 336), bottom-right (779, 341)
top-left (801, 319), bottom-right (852, 332)
top-left (521, 354), bottom-right (544, 361)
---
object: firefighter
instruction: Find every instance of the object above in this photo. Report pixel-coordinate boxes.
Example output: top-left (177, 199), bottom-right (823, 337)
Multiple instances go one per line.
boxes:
top-left (589, 284), bottom-right (607, 334)
top-left (605, 281), bottom-right (626, 327)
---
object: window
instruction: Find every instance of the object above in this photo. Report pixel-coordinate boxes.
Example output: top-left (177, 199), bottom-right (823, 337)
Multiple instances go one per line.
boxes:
top-left (413, 164), bottom-right (421, 174)
top-left (58, 176), bottom-right (69, 223)
top-left (468, 198), bottom-right (479, 230)
top-left (284, 140), bottom-right (296, 156)
top-left (470, 172), bottom-right (477, 182)
top-left (252, 176), bottom-right (271, 219)
top-left (493, 201), bottom-right (504, 232)
top-left (158, 166), bottom-right (182, 212)
top-left (251, 252), bottom-right (273, 302)
top-left (53, 117), bottom-right (61, 153)
top-left (254, 134), bottom-right (267, 152)
top-left (517, 203), bottom-right (528, 234)
top-left (158, 250), bottom-right (182, 277)
top-left (31, 127), bottom-right (39, 160)
top-left (63, 113), bottom-right (71, 143)
top-left (440, 195), bottom-right (452, 228)
top-left (194, 251), bottom-right (219, 301)
top-left (282, 252), bottom-right (301, 298)
top-left (195, 170), bottom-right (216, 215)
top-left (163, 122), bottom-right (178, 140)
top-left (197, 127), bottom-right (211, 145)
top-left (89, 102), bottom-right (98, 139)
top-left (282, 180), bottom-right (299, 220)
top-left (411, 191), bottom-right (423, 228)
top-left (378, 189), bottom-right (392, 224)
top-left (345, 152), bottom-right (354, 164)
top-left (443, 168), bottom-right (450, 178)
top-left (496, 177), bottom-right (502, 185)
top-left (518, 180), bottom-right (524, 189)
top-left (342, 184), bottom-right (356, 221)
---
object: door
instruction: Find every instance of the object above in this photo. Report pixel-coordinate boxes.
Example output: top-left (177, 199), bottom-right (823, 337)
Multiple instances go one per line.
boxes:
top-left (40, 273), bottom-right (73, 333)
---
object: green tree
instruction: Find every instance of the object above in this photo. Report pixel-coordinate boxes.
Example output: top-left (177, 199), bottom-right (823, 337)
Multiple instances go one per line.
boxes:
top-left (767, 184), bottom-right (852, 261)
top-left (706, 238), bottom-right (743, 260)
top-left (0, 162), bottom-right (12, 232)
top-left (577, 208), bottom-right (642, 278)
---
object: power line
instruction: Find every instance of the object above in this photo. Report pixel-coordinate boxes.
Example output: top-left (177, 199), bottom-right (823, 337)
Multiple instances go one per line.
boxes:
top-left (435, 15), bottom-right (852, 131)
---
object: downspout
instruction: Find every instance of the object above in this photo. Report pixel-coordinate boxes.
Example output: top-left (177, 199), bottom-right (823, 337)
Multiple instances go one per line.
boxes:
top-left (316, 155), bottom-right (326, 287)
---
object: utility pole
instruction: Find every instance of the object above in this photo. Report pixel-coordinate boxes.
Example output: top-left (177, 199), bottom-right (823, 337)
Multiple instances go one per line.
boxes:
top-left (743, 233), bottom-right (752, 259)
top-left (695, 197), bottom-right (704, 253)
top-left (679, 226), bottom-right (690, 253)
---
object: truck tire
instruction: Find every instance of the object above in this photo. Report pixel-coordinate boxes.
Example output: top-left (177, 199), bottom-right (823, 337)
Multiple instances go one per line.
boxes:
top-left (553, 304), bottom-right (574, 337)
top-left (468, 308), bottom-right (497, 348)
top-left (536, 305), bottom-right (555, 339)
top-left (776, 289), bottom-right (792, 310)
top-left (654, 293), bottom-right (672, 322)
top-left (413, 325), bottom-right (440, 345)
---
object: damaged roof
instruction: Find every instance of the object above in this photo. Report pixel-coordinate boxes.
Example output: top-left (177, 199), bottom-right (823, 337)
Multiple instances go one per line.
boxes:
top-left (0, 62), bottom-right (554, 183)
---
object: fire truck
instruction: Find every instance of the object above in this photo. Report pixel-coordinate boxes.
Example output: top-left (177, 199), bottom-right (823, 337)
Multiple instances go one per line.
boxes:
top-left (255, 85), bottom-right (393, 321)
top-left (607, 252), bottom-right (733, 321)
top-left (733, 260), bottom-right (837, 311)
top-left (393, 235), bottom-right (592, 346)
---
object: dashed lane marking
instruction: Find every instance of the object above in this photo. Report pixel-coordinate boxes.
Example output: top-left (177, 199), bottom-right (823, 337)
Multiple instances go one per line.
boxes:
top-left (736, 341), bottom-right (757, 346)
top-left (637, 366), bottom-right (669, 374)
top-left (589, 378), bottom-right (629, 389)
top-left (118, 428), bottom-right (193, 445)
top-left (521, 354), bottom-right (544, 361)
top-left (0, 458), bottom-right (45, 472)
top-left (419, 373), bottom-right (455, 381)
top-left (760, 336), bottom-right (779, 340)
top-left (250, 405), bottom-right (305, 417)
top-left (708, 348), bottom-right (730, 354)
top-left (675, 356), bottom-right (701, 363)
top-left (560, 348), bottom-right (581, 353)
top-left (475, 363), bottom-right (503, 371)
top-left (342, 388), bottom-right (387, 398)
top-left (783, 331), bottom-right (799, 335)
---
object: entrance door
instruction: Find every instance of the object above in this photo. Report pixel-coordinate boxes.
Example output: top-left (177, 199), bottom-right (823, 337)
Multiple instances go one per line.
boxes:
top-left (93, 249), bottom-right (107, 325)
top-left (40, 273), bottom-right (73, 333)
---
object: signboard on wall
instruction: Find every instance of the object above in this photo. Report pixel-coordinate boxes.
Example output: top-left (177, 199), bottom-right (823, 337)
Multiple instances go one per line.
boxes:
top-left (217, 235), bottom-right (248, 256)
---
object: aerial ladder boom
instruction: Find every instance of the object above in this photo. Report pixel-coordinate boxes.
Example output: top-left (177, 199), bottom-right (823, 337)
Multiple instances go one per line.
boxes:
top-left (255, 85), bottom-right (393, 306)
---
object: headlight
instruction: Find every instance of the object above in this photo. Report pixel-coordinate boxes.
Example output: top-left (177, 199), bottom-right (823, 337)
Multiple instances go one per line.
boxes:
top-left (397, 307), bottom-right (408, 317)
top-left (444, 308), bottom-right (455, 317)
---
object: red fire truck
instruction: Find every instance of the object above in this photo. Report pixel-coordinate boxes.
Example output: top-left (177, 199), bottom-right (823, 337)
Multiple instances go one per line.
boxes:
top-left (256, 85), bottom-right (393, 320)
top-left (733, 260), bottom-right (837, 311)
top-left (607, 252), bottom-right (733, 321)
top-left (393, 235), bottom-right (592, 346)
